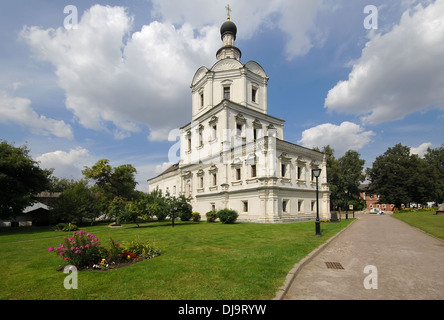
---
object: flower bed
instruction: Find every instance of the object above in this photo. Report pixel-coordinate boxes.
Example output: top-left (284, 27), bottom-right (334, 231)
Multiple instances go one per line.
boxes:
top-left (48, 231), bottom-right (161, 271)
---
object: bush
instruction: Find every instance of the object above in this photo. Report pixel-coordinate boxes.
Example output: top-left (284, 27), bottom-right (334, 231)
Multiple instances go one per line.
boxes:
top-left (217, 209), bottom-right (238, 224)
top-left (48, 230), bottom-right (101, 268)
top-left (48, 232), bottom-right (161, 270)
top-left (206, 210), bottom-right (218, 222)
top-left (54, 223), bottom-right (78, 232)
top-left (191, 212), bottom-right (201, 222)
top-left (121, 236), bottom-right (161, 259)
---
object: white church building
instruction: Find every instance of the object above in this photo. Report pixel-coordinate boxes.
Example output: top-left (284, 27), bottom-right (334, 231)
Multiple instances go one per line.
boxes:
top-left (148, 15), bottom-right (330, 223)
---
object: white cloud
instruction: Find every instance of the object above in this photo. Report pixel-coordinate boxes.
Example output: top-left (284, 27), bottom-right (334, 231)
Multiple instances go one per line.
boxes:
top-left (151, 0), bottom-right (326, 59)
top-left (325, 0), bottom-right (444, 124)
top-left (19, 2), bottom-right (329, 142)
top-left (20, 5), bottom-right (219, 142)
top-left (410, 142), bottom-right (432, 157)
top-left (298, 121), bottom-right (375, 156)
top-left (0, 91), bottom-right (73, 139)
top-left (36, 147), bottom-right (95, 179)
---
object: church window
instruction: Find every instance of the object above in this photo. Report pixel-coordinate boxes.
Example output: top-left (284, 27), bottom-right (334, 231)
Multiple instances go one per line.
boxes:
top-left (283, 200), bottom-right (289, 213)
top-left (212, 124), bottom-right (217, 140)
top-left (198, 126), bottom-right (204, 147)
top-left (236, 123), bottom-right (243, 136)
top-left (187, 132), bottom-right (192, 152)
top-left (251, 164), bottom-right (257, 178)
top-left (281, 163), bottom-right (288, 178)
top-left (252, 87), bottom-right (257, 103)
top-left (200, 176), bottom-right (204, 189)
top-left (224, 86), bottom-right (231, 100)
top-left (297, 166), bottom-right (303, 180)
top-left (298, 200), bottom-right (303, 212)
top-left (200, 92), bottom-right (204, 108)
top-left (212, 173), bottom-right (217, 186)
top-left (236, 168), bottom-right (241, 181)
top-left (242, 201), bottom-right (248, 212)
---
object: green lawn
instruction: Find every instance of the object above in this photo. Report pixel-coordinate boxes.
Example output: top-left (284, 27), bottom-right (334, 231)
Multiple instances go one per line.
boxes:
top-left (392, 209), bottom-right (444, 240)
top-left (0, 219), bottom-right (352, 300)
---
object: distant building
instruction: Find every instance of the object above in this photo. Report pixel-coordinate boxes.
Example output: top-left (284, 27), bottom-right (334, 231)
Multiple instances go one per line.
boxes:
top-left (0, 192), bottom-right (60, 227)
top-left (148, 15), bottom-right (330, 223)
top-left (359, 183), bottom-right (394, 212)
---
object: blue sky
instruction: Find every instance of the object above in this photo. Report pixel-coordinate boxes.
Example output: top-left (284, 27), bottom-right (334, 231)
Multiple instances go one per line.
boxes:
top-left (1, 0), bottom-right (443, 192)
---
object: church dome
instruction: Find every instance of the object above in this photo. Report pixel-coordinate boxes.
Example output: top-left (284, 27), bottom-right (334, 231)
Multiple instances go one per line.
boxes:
top-left (220, 20), bottom-right (237, 40)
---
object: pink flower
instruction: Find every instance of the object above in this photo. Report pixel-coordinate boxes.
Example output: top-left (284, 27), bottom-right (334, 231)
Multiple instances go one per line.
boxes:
top-left (48, 247), bottom-right (54, 252)
top-left (115, 242), bottom-right (120, 247)
top-left (85, 244), bottom-right (90, 248)
top-left (64, 257), bottom-right (69, 261)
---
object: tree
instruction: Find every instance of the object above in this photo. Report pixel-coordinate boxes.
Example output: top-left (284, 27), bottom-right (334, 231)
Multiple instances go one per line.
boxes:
top-left (167, 194), bottom-right (192, 227)
top-left (82, 159), bottom-right (138, 211)
top-left (424, 144), bottom-right (444, 205)
top-left (368, 143), bottom-right (435, 209)
top-left (321, 146), bottom-right (365, 211)
top-left (339, 150), bottom-right (366, 209)
top-left (50, 179), bottom-right (100, 224)
top-left (0, 141), bottom-right (52, 219)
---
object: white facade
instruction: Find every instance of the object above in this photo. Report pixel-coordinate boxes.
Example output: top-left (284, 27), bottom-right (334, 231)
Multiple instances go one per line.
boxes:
top-left (148, 18), bottom-right (330, 223)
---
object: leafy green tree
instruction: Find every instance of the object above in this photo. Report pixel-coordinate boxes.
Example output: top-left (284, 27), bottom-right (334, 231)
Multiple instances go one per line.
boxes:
top-left (0, 141), bottom-right (52, 219)
top-left (339, 150), bottom-right (366, 209)
top-left (368, 143), bottom-right (435, 209)
top-left (167, 194), bottom-right (192, 227)
top-left (82, 159), bottom-right (137, 201)
top-left (320, 146), bottom-right (365, 211)
top-left (424, 144), bottom-right (444, 205)
top-left (50, 179), bottom-right (100, 224)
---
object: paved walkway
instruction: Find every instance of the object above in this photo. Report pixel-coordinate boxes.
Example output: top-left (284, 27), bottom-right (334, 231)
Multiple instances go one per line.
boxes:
top-left (283, 213), bottom-right (444, 300)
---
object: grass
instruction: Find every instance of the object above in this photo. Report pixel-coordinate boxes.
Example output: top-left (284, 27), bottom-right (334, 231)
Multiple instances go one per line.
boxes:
top-left (0, 219), bottom-right (353, 300)
top-left (392, 209), bottom-right (444, 240)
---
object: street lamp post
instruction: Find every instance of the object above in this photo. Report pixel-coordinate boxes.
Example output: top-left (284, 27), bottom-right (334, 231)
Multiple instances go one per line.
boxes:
top-left (312, 168), bottom-right (322, 237)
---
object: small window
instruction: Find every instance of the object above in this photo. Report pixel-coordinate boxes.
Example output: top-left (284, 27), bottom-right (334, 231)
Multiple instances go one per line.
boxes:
top-left (242, 201), bottom-right (248, 212)
top-left (200, 177), bottom-right (204, 188)
top-left (200, 92), bottom-right (204, 107)
top-left (212, 124), bottom-right (217, 140)
top-left (297, 166), bottom-right (303, 180)
top-left (311, 200), bottom-right (316, 212)
top-left (252, 87), bottom-right (257, 103)
top-left (199, 131), bottom-right (203, 147)
top-left (283, 200), bottom-right (289, 213)
top-left (224, 86), bottom-right (230, 100)
top-left (212, 173), bottom-right (217, 186)
top-left (236, 168), bottom-right (241, 181)
top-left (187, 133), bottom-right (192, 152)
top-left (298, 200), bottom-right (303, 212)
top-left (236, 123), bottom-right (243, 136)
top-left (281, 163), bottom-right (288, 178)
top-left (211, 203), bottom-right (216, 211)
top-left (251, 165), bottom-right (257, 178)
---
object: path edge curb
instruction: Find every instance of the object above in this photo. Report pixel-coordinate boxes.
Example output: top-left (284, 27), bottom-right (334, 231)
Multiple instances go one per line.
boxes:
top-left (273, 219), bottom-right (358, 300)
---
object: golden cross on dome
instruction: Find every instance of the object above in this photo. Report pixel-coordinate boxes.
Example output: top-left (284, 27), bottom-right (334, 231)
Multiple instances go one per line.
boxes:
top-left (225, 4), bottom-right (232, 20)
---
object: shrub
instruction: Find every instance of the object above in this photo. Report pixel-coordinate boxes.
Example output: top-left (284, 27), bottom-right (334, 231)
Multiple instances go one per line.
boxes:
top-left (217, 209), bottom-right (238, 224)
top-left (206, 210), bottom-right (218, 222)
top-left (48, 230), bottom-right (101, 268)
top-left (121, 236), bottom-right (161, 259)
top-left (48, 232), bottom-right (161, 270)
top-left (54, 223), bottom-right (78, 232)
top-left (191, 212), bottom-right (201, 222)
